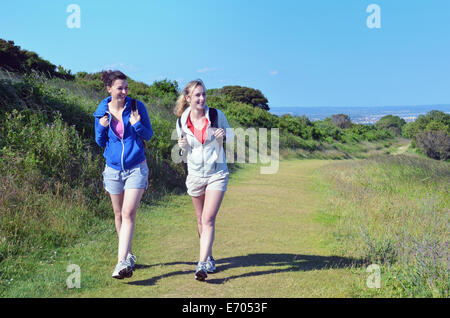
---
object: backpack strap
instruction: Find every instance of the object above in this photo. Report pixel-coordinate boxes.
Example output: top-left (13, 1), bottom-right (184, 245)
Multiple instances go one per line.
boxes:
top-left (178, 108), bottom-right (218, 129)
top-left (178, 107), bottom-right (221, 139)
top-left (209, 107), bottom-right (218, 128)
top-left (130, 98), bottom-right (145, 148)
top-left (208, 107), bottom-right (226, 142)
top-left (176, 117), bottom-right (188, 175)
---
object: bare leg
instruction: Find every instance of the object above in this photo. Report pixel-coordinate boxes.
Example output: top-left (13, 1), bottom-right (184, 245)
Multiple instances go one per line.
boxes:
top-left (110, 193), bottom-right (124, 237)
top-left (192, 194), bottom-right (205, 238)
top-left (117, 188), bottom-right (145, 262)
top-left (198, 190), bottom-right (225, 262)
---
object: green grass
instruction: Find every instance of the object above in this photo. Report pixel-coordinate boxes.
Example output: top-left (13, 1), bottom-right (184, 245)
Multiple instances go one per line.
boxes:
top-left (317, 154), bottom-right (449, 297)
top-left (3, 151), bottom-right (446, 297)
top-left (1, 160), bottom-right (366, 297)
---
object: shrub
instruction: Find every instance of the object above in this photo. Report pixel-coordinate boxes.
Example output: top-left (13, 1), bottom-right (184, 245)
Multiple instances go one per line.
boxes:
top-left (217, 85), bottom-right (270, 111)
top-left (313, 119), bottom-right (344, 141)
top-left (415, 131), bottom-right (450, 160)
top-left (402, 110), bottom-right (450, 138)
top-left (331, 114), bottom-right (352, 129)
top-left (375, 115), bottom-right (406, 136)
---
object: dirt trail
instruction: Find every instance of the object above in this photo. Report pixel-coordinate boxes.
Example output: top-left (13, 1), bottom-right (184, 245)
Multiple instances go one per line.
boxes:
top-left (393, 138), bottom-right (411, 155)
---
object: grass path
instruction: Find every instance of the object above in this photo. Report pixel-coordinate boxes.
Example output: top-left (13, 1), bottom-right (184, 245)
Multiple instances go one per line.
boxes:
top-left (393, 138), bottom-right (411, 155)
top-left (73, 159), bottom-right (367, 298)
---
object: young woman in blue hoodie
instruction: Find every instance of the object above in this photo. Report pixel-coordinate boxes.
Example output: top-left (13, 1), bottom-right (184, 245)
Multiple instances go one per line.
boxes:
top-left (93, 70), bottom-right (153, 279)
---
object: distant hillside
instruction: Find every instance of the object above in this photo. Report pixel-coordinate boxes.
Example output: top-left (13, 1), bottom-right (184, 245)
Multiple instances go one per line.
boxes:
top-left (0, 39), bottom-right (74, 80)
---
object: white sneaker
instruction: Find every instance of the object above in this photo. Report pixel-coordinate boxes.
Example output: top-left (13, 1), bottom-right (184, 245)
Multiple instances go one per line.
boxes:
top-left (127, 253), bottom-right (137, 270)
top-left (112, 260), bottom-right (132, 279)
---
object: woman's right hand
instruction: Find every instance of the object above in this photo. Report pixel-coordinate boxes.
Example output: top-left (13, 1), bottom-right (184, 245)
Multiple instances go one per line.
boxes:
top-left (99, 115), bottom-right (109, 127)
top-left (178, 136), bottom-right (188, 149)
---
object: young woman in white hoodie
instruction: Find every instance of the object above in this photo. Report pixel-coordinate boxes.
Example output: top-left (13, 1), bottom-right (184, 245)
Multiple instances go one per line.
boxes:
top-left (174, 79), bottom-right (233, 281)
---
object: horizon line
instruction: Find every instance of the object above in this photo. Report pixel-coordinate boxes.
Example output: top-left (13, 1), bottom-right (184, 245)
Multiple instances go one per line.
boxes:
top-left (269, 104), bottom-right (450, 109)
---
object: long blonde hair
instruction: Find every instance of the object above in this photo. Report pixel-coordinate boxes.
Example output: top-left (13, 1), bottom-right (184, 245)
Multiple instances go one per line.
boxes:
top-left (174, 79), bottom-right (206, 117)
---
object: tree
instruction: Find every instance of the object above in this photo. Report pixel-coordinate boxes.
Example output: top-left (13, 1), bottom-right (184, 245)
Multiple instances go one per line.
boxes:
top-left (331, 114), bottom-right (352, 129)
top-left (151, 79), bottom-right (178, 95)
top-left (375, 115), bottom-right (406, 136)
top-left (402, 110), bottom-right (450, 138)
top-left (219, 85), bottom-right (270, 111)
top-left (0, 39), bottom-right (25, 72)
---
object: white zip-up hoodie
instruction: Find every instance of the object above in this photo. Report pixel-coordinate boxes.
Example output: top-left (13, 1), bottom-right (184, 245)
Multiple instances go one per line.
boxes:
top-left (176, 105), bottom-right (234, 177)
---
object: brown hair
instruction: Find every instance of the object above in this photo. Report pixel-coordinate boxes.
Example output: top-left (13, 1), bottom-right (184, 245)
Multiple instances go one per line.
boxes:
top-left (101, 70), bottom-right (127, 87)
top-left (173, 79), bottom-right (206, 117)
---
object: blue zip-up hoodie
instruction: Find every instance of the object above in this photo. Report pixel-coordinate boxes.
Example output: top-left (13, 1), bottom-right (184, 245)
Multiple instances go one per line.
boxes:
top-left (93, 96), bottom-right (153, 171)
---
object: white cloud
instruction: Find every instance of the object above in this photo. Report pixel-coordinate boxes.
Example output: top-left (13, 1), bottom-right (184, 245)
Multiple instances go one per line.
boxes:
top-left (197, 67), bottom-right (217, 73)
top-left (269, 70), bottom-right (279, 76)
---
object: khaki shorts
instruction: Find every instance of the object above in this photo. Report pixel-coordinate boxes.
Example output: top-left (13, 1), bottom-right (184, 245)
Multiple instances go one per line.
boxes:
top-left (185, 171), bottom-right (229, 197)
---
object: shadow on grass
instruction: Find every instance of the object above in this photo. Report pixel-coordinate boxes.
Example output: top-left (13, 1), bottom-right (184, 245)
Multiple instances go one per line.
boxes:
top-left (127, 253), bottom-right (363, 286)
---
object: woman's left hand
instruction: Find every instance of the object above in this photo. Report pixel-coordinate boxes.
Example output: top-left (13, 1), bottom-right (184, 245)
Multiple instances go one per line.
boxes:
top-left (130, 109), bottom-right (141, 125)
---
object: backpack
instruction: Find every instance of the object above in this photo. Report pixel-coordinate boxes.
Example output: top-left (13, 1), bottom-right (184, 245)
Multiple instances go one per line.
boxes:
top-left (177, 108), bottom-right (219, 175)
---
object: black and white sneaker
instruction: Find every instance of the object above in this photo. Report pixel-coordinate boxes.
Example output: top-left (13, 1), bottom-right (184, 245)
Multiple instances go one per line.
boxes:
top-left (195, 261), bottom-right (208, 281)
top-left (112, 260), bottom-right (133, 279)
top-left (205, 256), bottom-right (216, 273)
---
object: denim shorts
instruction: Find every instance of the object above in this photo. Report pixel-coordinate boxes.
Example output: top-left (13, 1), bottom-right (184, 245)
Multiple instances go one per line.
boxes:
top-left (103, 161), bottom-right (149, 195)
top-left (185, 170), bottom-right (229, 197)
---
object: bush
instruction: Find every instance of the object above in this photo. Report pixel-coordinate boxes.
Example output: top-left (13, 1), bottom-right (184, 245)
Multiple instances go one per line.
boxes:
top-left (375, 115), bottom-right (406, 136)
top-left (331, 114), bottom-right (352, 129)
top-left (279, 133), bottom-right (319, 151)
top-left (415, 131), bottom-right (450, 160)
top-left (0, 109), bottom-right (103, 194)
top-left (402, 110), bottom-right (450, 138)
top-left (216, 85), bottom-right (270, 111)
top-left (313, 119), bottom-right (344, 141)
top-left (219, 100), bottom-right (279, 128)
top-left (278, 114), bottom-right (312, 139)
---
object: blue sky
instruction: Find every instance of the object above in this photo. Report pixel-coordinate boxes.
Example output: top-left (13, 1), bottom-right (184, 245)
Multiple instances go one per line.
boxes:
top-left (1, 0), bottom-right (449, 108)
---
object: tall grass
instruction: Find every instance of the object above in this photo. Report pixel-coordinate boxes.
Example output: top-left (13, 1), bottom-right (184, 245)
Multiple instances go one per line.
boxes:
top-left (318, 154), bottom-right (449, 297)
